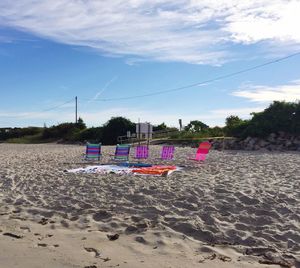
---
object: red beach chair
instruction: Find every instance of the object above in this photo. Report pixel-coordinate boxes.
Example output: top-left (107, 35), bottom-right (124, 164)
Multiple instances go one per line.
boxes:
top-left (189, 141), bottom-right (211, 161)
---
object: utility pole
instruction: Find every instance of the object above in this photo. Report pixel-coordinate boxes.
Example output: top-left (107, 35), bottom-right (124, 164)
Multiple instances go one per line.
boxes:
top-left (75, 96), bottom-right (78, 124)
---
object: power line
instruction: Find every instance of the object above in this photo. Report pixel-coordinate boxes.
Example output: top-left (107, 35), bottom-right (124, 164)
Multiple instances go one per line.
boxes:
top-left (0, 98), bottom-right (74, 119)
top-left (85, 51), bottom-right (300, 102)
top-left (2, 50), bottom-right (300, 121)
top-left (40, 99), bottom-right (74, 112)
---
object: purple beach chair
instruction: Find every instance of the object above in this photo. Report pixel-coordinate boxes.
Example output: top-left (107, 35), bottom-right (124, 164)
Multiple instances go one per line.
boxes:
top-left (160, 145), bottom-right (175, 160)
top-left (135, 145), bottom-right (149, 160)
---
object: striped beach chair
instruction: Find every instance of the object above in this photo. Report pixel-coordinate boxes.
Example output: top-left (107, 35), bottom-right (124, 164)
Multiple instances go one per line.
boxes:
top-left (85, 143), bottom-right (102, 161)
top-left (113, 144), bottom-right (130, 161)
top-left (160, 145), bottom-right (175, 160)
top-left (134, 145), bottom-right (149, 160)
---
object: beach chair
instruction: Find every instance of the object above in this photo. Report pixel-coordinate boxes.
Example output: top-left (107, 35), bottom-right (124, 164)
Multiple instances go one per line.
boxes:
top-left (189, 141), bottom-right (211, 161)
top-left (85, 143), bottom-right (102, 161)
top-left (134, 145), bottom-right (149, 160)
top-left (160, 145), bottom-right (175, 160)
top-left (113, 144), bottom-right (131, 161)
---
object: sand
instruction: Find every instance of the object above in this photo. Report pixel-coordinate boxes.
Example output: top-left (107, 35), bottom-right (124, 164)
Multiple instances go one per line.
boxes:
top-left (0, 143), bottom-right (299, 268)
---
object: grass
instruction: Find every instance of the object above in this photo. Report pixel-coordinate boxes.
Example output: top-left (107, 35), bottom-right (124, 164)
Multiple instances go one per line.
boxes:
top-left (5, 133), bottom-right (53, 144)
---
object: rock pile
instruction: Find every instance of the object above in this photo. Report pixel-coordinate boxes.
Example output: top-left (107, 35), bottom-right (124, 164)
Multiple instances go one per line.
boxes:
top-left (212, 132), bottom-right (300, 151)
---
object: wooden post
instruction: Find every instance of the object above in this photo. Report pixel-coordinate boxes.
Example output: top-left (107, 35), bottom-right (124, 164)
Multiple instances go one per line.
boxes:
top-left (75, 96), bottom-right (78, 124)
top-left (147, 122), bottom-right (150, 148)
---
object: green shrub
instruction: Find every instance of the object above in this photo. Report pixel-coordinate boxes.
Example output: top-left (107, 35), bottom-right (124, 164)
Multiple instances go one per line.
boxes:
top-left (77, 127), bottom-right (103, 143)
top-left (227, 101), bottom-right (300, 138)
top-left (101, 117), bottom-right (135, 145)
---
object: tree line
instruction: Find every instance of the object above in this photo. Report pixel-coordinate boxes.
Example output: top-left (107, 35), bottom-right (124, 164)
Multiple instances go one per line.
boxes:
top-left (1, 101), bottom-right (299, 144)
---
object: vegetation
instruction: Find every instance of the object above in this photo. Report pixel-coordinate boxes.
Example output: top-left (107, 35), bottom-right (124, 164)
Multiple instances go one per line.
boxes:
top-left (224, 101), bottom-right (300, 138)
top-left (184, 120), bottom-right (209, 132)
top-left (101, 117), bottom-right (135, 145)
top-left (1, 101), bottom-right (299, 144)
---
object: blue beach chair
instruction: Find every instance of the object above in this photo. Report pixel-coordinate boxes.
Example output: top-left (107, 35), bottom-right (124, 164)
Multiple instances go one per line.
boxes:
top-left (113, 144), bottom-right (130, 161)
top-left (85, 143), bottom-right (102, 161)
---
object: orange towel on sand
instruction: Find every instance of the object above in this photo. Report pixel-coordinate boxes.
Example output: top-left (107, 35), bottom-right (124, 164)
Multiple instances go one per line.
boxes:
top-left (132, 165), bottom-right (177, 175)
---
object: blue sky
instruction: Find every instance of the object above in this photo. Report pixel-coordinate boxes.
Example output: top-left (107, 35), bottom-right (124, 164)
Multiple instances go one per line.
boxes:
top-left (1, 0), bottom-right (300, 128)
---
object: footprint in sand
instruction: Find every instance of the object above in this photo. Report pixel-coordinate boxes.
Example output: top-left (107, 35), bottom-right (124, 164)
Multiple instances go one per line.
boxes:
top-left (125, 225), bottom-right (140, 234)
top-left (20, 226), bottom-right (31, 232)
top-left (92, 210), bottom-right (112, 221)
top-left (84, 247), bottom-right (101, 258)
top-left (3, 232), bottom-right (23, 239)
top-left (135, 236), bottom-right (147, 244)
top-left (107, 233), bottom-right (119, 241)
top-left (38, 218), bottom-right (48, 225)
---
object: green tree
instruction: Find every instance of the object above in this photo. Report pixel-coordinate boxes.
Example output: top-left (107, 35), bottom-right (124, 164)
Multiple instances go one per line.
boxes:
top-left (184, 120), bottom-right (209, 132)
top-left (102, 117), bottom-right (135, 145)
top-left (153, 123), bottom-right (167, 131)
top-left (225, 115), bottom-right (245, 136)
top-left (42, 122), bottom-right (81, 141)
top-left (225, 101), bottom-right (300, 138)
top-left (225, 116), bottom-right (244, 128)
top-left (77, 127), bottom-right (103, 143)
top-left (77, 117), bottom-right (86, 130)
top-left (243, 101), bottom-right (300, 137)
top-left (206, 126), bottom-right (224, 137)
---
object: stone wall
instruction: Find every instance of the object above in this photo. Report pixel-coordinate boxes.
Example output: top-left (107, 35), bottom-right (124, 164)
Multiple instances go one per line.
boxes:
top-left (212, 132), bottom-right (300, 151)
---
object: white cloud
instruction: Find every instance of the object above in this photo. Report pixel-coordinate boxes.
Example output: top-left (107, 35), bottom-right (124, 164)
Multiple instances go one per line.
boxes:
top-left (210, 107), bottom-right (265, 117)
top-left (223, 1), bottom-right (300, 44)
top-left (0, 105), bottom-right (264, 128)
top-left (0, 111), bottom-right (55, 119)
top-left (232, 80), bottom-right (300, 102)
top-left (0, 0), bottom-right (299, 64)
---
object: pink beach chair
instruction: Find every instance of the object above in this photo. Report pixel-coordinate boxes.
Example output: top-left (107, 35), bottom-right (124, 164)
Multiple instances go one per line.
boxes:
top-left (135, 145), bottom-right (149, 160)
top-left (160, 145), bottom-right (175, 160)
top-left (189, 141), bottom-right (211, 161)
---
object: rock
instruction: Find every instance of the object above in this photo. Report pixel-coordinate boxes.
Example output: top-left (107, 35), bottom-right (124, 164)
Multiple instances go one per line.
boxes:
top-left (258, 139), bottom-right (269, 147)
top-left (254, 145), bottom-right (261, 150)
top-left (193, 133), bottom-right (300, 151)
top-left (267, 133), bottom-right (277, 142)
top-left (293, 138), bottom-right (300, 145)
top-left (244, 137), bottom-right (252, 143)
top-left (258, 148), bottom-right (269, 152)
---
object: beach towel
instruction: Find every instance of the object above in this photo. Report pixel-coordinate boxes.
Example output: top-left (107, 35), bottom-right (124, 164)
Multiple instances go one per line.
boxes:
top-left (66, 164), bottom-right (182, 176)
top-left (67, 165), bottom-right (132, 175)
top-left (132, 165), bottom-right (179, 176)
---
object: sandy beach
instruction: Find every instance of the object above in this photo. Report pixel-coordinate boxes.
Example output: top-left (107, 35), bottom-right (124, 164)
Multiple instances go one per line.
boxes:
top-left (0, 143), bottom-right (299, 268)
